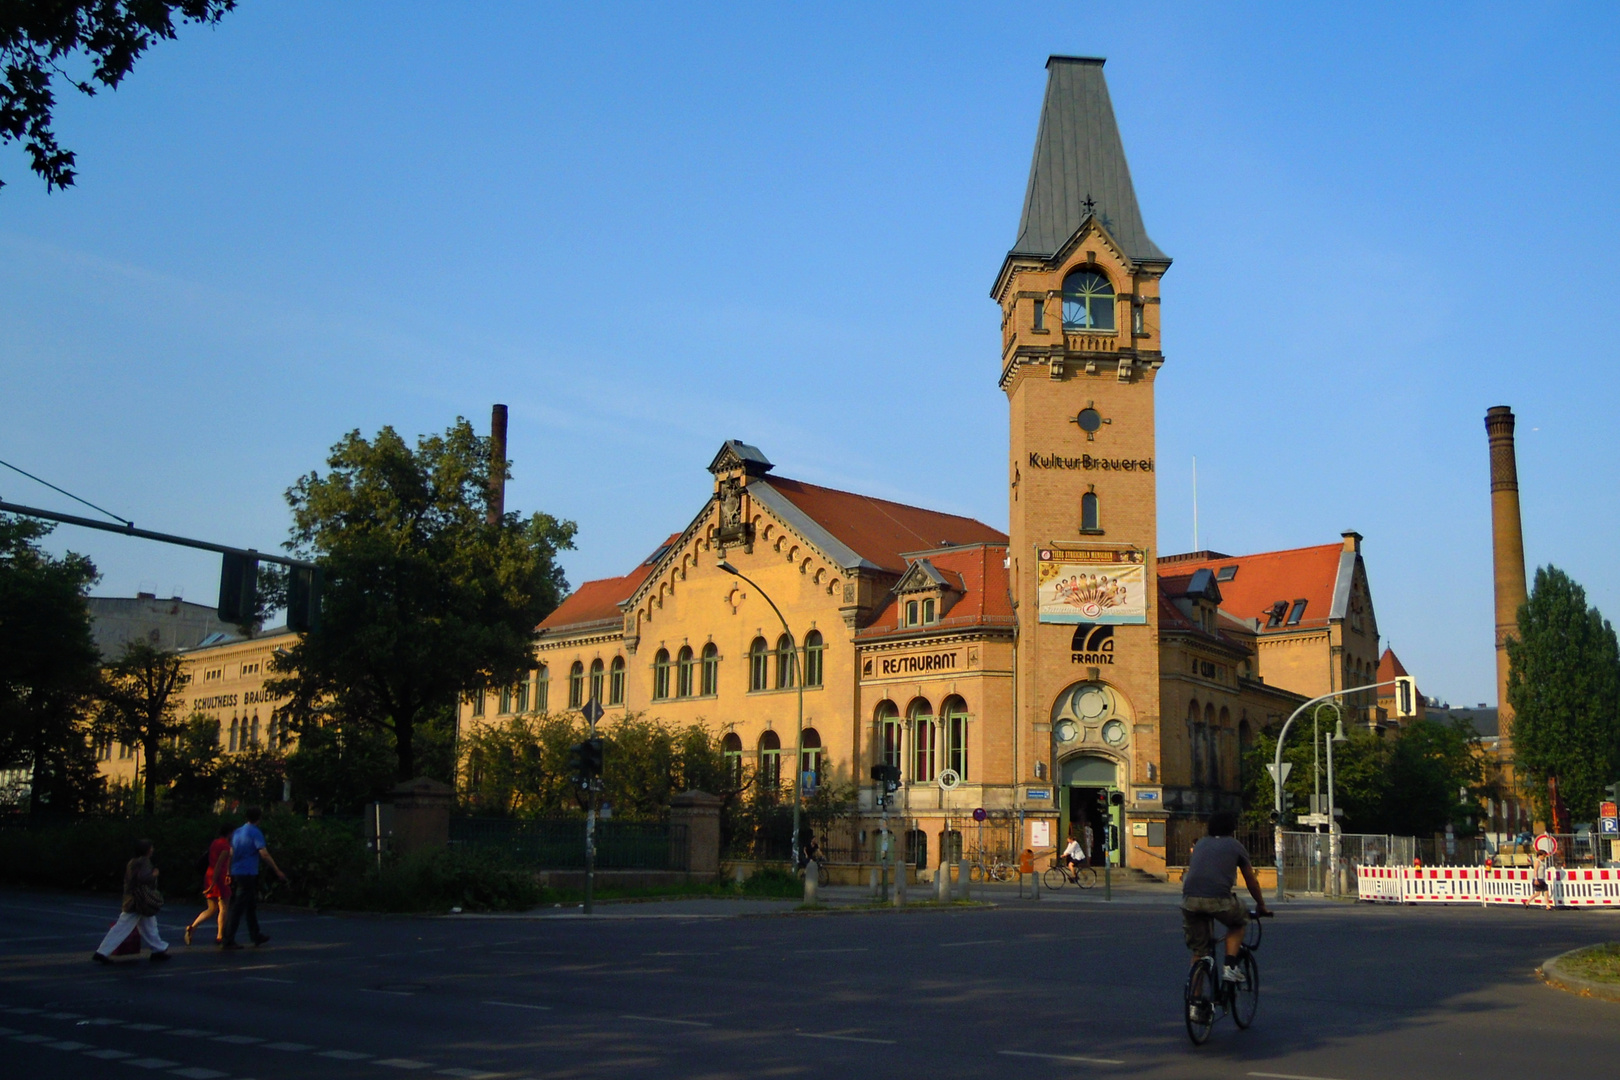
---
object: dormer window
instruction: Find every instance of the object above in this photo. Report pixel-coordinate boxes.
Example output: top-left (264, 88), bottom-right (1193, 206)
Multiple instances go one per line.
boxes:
top-left (1062, 270), bottom-right (1115, 332)
top-left (904, 598), bottom-right (938, 628)
top-left (906, 600), bottom-right (919, 626)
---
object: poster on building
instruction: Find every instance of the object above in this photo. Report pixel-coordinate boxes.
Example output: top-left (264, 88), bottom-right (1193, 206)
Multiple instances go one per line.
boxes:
top-left (1037, 548), bottom-right (1147, 624)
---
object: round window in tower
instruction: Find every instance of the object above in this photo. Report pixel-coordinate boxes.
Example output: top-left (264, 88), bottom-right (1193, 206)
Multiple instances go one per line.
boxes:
top-left (1076, 407), bottom-right (1102, 433)
top-left (1101, 719), bottom-right (1128, 747)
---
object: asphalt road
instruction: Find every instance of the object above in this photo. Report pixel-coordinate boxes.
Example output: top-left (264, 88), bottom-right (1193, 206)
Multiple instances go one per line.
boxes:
top-left (2, 887), bottom-right (1617, 1080)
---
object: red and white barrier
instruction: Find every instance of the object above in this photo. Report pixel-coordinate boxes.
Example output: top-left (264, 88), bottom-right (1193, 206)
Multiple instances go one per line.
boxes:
top-left (1356, 864), bottom-right (1620, 907)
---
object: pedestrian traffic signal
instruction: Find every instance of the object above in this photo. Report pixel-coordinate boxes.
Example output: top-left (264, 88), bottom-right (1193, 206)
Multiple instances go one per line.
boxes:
top-left (869, 763), bottom-right (900, 792)
top-left (217, 552), bottom-right (258, 624)
top-left (287, 564), bottom-right (323, 634)
top-left (580, 737), bottom-right (604, 778)
top-left (1094, 789), bottom-right (1108, 813)
top-left (1109, 790), bottom-right (1125, 807)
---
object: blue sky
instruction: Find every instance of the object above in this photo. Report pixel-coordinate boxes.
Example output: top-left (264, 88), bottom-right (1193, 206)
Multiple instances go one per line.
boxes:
top-left (3, 2), bottom-right (1617, 708)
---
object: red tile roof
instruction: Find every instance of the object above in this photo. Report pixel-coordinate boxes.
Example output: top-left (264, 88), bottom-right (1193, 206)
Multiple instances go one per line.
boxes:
top-left (536, 536), bottom-right (676, 633)
top-left (1377, 647), bottom-right (1409, 683)
top-left (767, 477), bottom-right (1006, 573)
top-left (856, 544), bottom-right (1014, 639)
top-left (1159, 543), bottom-right (1345, 632)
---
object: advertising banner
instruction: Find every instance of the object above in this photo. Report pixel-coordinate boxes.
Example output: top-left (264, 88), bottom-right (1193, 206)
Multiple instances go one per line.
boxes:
top-left (1037, 548), bottom-right (1147, 624)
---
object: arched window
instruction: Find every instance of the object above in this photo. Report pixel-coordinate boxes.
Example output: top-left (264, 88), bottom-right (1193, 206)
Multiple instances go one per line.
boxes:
top-left (589, 659), bottom-right (605, 705)
top-left (803, 630), bottom-right (824, 687)
top-left (722, 731), bottom-right (743, 784)
top-left (759, 730), bottom-right (782, 790)
top-left (905, 828), bottom-right (928, 869)
top-left (700, 643), bottom-right (719, 696)
top-left (676, 646), bottom-right (695, 698)
top-left (1204, 702), bottom-right (1218, 789)
top-left (1216, 706), bottom-right (1231, 788)
top-left (1186, 698), bottom-right (1203, 787)
top-left (1081, 491), bottom-right (1100, 531)
top-left (568, 661), bottom-right (584, 709)
top-left (228, 717), bottom-right (239, 753)
top-left (910, 697), bottom-right (936, 782)
top-left (942, 695), bottom-right (969, 779)
top-left (249, 714), bottom-right (260, 749)
top-left (775, 633), bottom-right (796, 689)
top-left (876, 700), bottom-right (902, 770)
top-left (535, 665), bottom-right (549, 713)
top-left (652, 649), bottom-right (671, 701)
top-left (608, 657), bottom-right (625, 705)
top-left (749, 637), bottom-right (770, 692)
top-left (1062, 269), bottom-right (1115, 331)
top-left (800, 727), bottom-right (823, 785)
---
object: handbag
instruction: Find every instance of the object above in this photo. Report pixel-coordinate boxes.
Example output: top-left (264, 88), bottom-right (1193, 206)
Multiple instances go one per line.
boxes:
top-left (132, 882), bottom-right (165, 917)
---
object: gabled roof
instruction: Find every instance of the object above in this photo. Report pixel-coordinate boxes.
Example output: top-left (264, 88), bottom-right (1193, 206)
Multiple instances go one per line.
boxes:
top-left (1377, 647), bottom-right (1410, 683)
top-left (1007, 56), bottom-right (1168, 269)
top-left (708, 440), bottom-right (773, 476)
top-left (1160, 543), bottom-right (1351, 632)
top-left (536, 536), bottom-right (674, 635)
top-left (759, 477), bottom-right (1006, 575)
top-left (857, 543), bottom-right (1014, 640)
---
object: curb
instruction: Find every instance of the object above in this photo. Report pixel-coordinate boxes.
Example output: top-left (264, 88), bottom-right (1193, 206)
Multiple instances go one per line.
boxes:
top-left (1537, 947), bottom-right (1620, 1003)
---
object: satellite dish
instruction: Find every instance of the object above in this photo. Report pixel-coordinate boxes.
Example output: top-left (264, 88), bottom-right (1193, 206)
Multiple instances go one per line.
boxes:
top-left (938, 769), bottom-right (962, 790)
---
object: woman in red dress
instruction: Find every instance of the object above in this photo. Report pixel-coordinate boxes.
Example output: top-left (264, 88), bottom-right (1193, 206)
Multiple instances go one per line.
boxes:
top-left (184, 823), bottom-right (234, 945)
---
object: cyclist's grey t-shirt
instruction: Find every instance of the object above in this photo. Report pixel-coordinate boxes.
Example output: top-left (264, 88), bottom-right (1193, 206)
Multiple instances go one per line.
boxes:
top-left (1181, 836), bottom-right (1252, 899)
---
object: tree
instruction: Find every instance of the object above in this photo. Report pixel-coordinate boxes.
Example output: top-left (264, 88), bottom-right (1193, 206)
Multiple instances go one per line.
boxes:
top-left (0, 514), bottom-right (104, 816)
top-left (267, 419), bottom-right (576, 781)
top-left (96, 640), bottom-right (187, 815)
top-left (1508, 565), bottom-right (1620, 824)
top-left (1, 1), bottom-right (236, 191)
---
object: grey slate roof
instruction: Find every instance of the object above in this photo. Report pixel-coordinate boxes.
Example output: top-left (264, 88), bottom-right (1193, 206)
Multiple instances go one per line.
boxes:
top-left (1009, 56), bottom-right (1168, 266)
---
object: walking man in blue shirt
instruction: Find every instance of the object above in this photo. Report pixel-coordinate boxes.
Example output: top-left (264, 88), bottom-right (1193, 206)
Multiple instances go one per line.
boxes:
top-left (221, 807), bottom-right (288, 950)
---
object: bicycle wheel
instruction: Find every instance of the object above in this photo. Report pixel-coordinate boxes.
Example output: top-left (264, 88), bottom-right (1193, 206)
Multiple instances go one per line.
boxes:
top-left (1076, 866), bottom-right (1097, 889)
top-left (1042, 867), bottom-right (1067, 890)
top-left (1184, 959), bottom-right (1214, 1045)
top-left (1231, 951), bottom-right (1260, 1029)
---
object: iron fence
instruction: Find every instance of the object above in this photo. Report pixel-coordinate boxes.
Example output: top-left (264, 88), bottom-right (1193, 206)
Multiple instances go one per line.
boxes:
top-left (450, 817), bottom-right (687, 872)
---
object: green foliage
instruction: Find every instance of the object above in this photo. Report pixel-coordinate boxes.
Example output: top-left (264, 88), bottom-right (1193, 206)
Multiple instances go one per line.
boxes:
top-left (1240, 706), bottom-right (1483, 836)
top-left (1507, 565), bottom-right (1620, 823)
top-left (0, 514), bottom-right (104, 815)
top-left (283, 717), bottom-right (397, 816)
top-left (266, 419), bottom-right (576, 780)
top-left (739, 865), bottom-right (801, 897)
top-left (155, 714), bottom-right (224, 814)
top-left (0, 1), bottom-right (237, 191)
top-left (95, 642), bottom-right (187, 816)
top-left (328, 846), bottom-right (545, 913)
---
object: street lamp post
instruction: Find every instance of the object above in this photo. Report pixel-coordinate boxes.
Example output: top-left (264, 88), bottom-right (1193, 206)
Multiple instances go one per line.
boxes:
top-left (1325, 713), bottom-right (1347, 896)
top-left (716, 559), bottom-right (806, 869)
top-left (1271, 678), bottom-right (1403, 902)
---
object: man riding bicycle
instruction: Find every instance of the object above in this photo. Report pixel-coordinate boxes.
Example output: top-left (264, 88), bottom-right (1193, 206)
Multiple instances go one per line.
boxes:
top-left (1181, 811), bottom-right (1269, 989)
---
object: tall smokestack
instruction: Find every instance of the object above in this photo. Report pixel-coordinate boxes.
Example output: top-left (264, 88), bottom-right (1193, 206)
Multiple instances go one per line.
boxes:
top-left (488, 403), bottom-right (508, 525)
top-left (1486, 406), bottom-right (1529, 731)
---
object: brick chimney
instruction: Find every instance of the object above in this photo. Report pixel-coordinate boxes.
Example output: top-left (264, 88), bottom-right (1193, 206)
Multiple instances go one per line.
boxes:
top-left (1485, 406), bottom-right (1529, 733)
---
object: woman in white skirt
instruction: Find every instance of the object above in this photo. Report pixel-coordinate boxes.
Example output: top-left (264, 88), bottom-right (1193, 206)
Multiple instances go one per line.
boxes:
top-left (92, 839), bottom-right (170, 963)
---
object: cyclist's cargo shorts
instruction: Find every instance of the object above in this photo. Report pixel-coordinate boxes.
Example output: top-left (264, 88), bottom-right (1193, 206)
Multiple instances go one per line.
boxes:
top-left (1181, 894), bottom-right (1247, 951)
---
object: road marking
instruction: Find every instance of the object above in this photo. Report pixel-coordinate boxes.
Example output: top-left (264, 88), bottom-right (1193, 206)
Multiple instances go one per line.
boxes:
top-left (124, 1024), bottom-right (168, 1032)
top-left (792, 947), bottom-right (868, 954)
top-left (84, 1048), bottom-right (135, 1059)
top-left (437, 1070), bottom-right (500, 1079)
top-left (1001, 1049), bottom-right (1126, 1065)
top-left (262, 1042), bottom-right (316, 1051)
top-left (484, 1001), bottom-right (552, 1011)
top-left (795, 1032), bottom-right (896, 1045)
top-left (124, 1058), bottom-right (182, 1069)
top-left (940, 939), bottom-right (1003, 947)
top-left (43, 1012), bottom-right (84, 1020)
top-left (318, 1050), bottom-right (374, 1060)
top-left (620, 1014), bottom-right (712, 1027)
top-left (81, 1018), bottom-right (126, 1025)
top-left (13, 1033), bottom-right (52, 1042)
top-left (376, 1059), bottom-right (435, 1069)
top-left (172, 1069), bottom-right (230, 1079)
top-left (46, 1040), bottom-right (94, 1050)
top-left (1249, 1074), bottom-right (1350, 1080)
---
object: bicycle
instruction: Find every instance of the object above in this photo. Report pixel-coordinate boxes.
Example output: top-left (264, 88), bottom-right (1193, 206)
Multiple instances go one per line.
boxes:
top-left (969, 856), bottom-right (1014, 883)
top-left (1042, 858), bottom-right (1096, 890)
top-left (1184, 908), bottom-right (1271, 1045)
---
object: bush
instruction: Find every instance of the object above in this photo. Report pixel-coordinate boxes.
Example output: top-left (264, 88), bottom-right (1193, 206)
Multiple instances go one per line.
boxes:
top-left (740, 865), bottom-right (801, 897)
top-left (326, 846), bottom-right (546, 913)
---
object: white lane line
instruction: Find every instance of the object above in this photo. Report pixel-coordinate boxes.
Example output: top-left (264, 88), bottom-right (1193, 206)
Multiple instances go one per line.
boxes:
top-left (80, 1018), bottom-right (126, 1026)
top-left (484, 1001), bottom-right (552, 1011)
top-left (1249, 1073), bottom-right (1350, 1080)
top-left (940, 939), bottom-right (1003, 947)
top-left (1001, 1049), bottom-right (1126, 1065)
top-left (45, 1040), bottom-right (94, 1050)
top-left (620, 1014), bottom-right (712, 1027)
top-left (376, 1059), bottom-right (435, 1069)
top-left (84, 1048), bottom-right (135, 1059)
top-left (795, 1032), bottom-right (897, 1045)
top-left (262, 1042), bottom-right (316, 1051)
top-left (318, 1049), bottom-right (374, 1060)
top-left (123, 1058), bottom-right (182, 1069)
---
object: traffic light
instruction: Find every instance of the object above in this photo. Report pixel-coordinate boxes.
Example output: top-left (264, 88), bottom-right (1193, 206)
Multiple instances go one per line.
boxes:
top-left (217, 552), bottom-right (258, 624)
top-left (1094, 789), bottom-right (1108, 813)
top-left (1394, 675), bottom-right (1418, 719)
top-left (1605, 781), bottom-right (1620, 805)
top-left (1109, 790), bottom-right (1125, 808)
top-left (581, 737), bottom-right (604, 778)
top-left (869, 763), bottom-right (900, 806)
top-left (567, 742), bottom-right (586, 782)
top-left (287, 564), bottom-right (323, 633)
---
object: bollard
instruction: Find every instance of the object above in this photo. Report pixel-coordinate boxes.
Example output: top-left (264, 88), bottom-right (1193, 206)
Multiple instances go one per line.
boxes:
top-left (937, 860), bottom-right (950, 903)
top-left (869, 865), bottom-right (879, 898)
top-left (803, 859), bottom-right (819, 906)
top-left (958, 858), bottom-right (970, 901)
top-left (735, 864), bottom-right (745, 886)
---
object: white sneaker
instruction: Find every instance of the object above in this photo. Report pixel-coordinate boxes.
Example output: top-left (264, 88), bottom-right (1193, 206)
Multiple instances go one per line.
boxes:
top-left (1224, 965), bottom-right (1246, 985)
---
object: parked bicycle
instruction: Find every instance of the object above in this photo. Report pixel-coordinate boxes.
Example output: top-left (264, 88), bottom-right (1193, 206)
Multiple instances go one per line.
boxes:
top-left (1042, 858), bottom-right (1096, 890)
top-left (1184, 908), bottom-right (1271, 1045)
top-left (968, 856), bottom-right (1014, 883)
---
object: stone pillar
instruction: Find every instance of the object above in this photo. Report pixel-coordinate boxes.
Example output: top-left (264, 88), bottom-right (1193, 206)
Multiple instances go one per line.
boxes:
top-left (1486, 406), bottom-right (1529, 740)
top-left (936, 856), bottom-right (951, 902)
top-left (390, 777), bottom-right (453, 856)
top-left (803, 857), bottom-right (819, 906)
top-left (669, 790), bottom-right (723, 878)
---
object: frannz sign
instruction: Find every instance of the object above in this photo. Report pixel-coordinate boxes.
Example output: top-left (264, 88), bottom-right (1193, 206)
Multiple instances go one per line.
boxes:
top-left (1071, 623), bottom-right (1114, 665)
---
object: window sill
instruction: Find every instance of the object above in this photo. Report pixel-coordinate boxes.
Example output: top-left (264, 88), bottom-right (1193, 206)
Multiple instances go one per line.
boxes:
top-left (747, 685), bottom-right (825, 695)
top-left (1078, 528), bottom-right (1105, 536)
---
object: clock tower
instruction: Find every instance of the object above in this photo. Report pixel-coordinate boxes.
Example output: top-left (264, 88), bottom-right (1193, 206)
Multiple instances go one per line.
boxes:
top-left (993, 56), bottom-right (1170, 861)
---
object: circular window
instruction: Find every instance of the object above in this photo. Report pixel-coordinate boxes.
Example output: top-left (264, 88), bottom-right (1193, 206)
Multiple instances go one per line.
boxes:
top-left (1101, 719), bottom-right (1127, 746)
top-left (1054, 719), bottom-right (1079, 744)
top-left (1076, 407), bottom-right (1102, 433)
top-left (1074, 685), bottom-right (1110, 721)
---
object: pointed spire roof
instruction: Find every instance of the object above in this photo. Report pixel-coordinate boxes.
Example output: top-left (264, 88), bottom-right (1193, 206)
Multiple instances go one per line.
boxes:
top-left (1008, 56), bottom-right (1167, 267)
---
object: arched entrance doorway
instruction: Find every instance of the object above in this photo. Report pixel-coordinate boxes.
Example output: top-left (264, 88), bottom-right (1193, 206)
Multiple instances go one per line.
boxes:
top-left (1052, 680), bottom-right (1133, 867)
